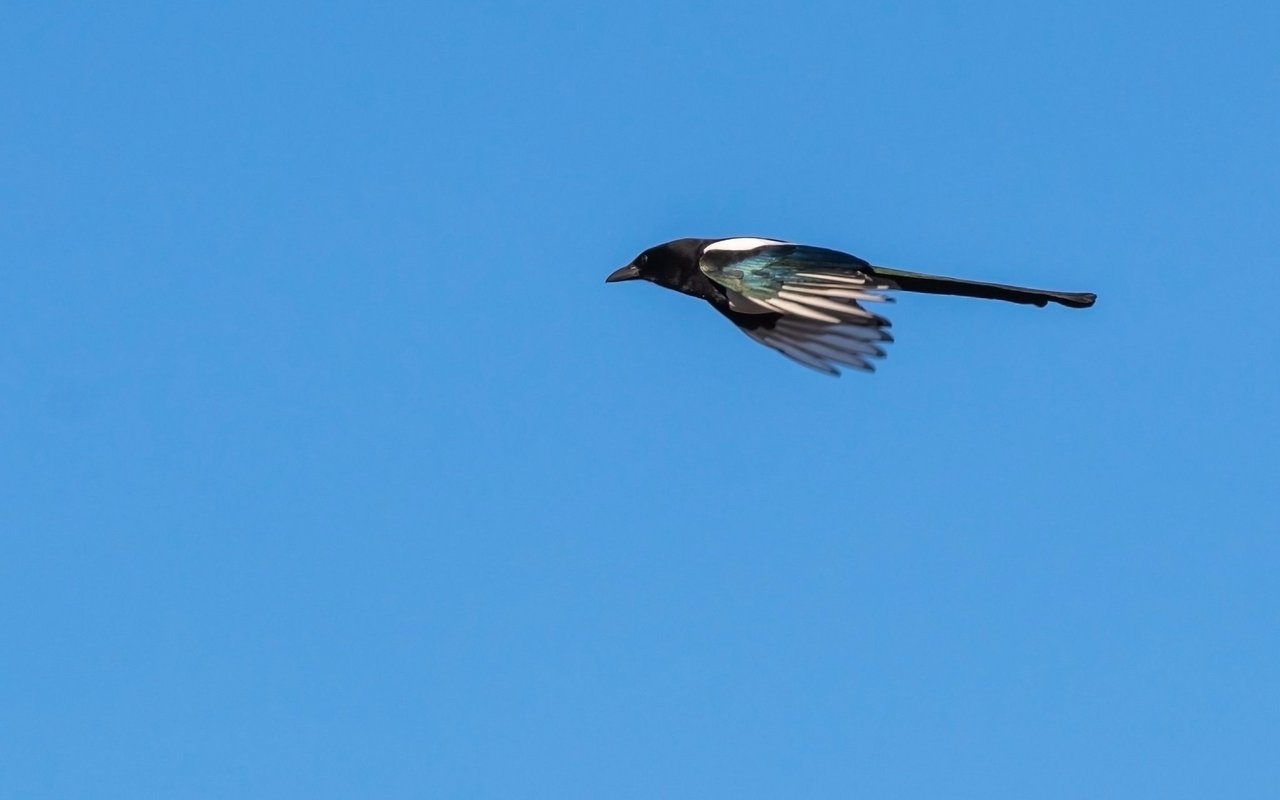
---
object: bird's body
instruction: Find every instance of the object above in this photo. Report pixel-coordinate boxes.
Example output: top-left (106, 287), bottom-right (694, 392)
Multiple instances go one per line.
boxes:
top-left (606, 237), bottom-right (1096, 375)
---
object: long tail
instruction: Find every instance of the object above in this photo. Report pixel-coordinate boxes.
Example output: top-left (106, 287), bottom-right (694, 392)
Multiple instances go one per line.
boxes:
top-left (869, 266), bottom-right (1096, 309)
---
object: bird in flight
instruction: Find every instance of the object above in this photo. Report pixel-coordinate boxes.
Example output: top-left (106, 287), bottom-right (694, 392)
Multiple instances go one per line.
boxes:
top-left (606, 237), bottom-right (1096, 375)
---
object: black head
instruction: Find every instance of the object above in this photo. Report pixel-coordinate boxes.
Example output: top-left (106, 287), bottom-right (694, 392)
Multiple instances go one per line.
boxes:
top-left (605, 238), bottom-right (708, 291)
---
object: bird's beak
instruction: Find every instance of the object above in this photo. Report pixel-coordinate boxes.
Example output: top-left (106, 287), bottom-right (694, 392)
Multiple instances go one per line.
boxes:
top-left (605, 263), bottom-right (641, 283)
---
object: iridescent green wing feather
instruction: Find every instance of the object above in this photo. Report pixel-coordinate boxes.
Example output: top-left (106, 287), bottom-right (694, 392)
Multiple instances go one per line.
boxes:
top-left (699, 239), bottom-right (894, 375)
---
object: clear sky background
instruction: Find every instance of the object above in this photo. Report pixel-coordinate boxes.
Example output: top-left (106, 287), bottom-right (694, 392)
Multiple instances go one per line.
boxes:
top-left (3, 2), bottom-right (1278, 797)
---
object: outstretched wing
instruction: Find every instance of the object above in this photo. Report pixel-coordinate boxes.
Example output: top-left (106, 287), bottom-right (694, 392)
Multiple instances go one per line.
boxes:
top-left (699, 239), bottom-right (895, 375)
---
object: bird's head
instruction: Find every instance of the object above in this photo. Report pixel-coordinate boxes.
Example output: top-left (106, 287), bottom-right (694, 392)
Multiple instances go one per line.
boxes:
top-left (605, 238), bottom-right (706, 290)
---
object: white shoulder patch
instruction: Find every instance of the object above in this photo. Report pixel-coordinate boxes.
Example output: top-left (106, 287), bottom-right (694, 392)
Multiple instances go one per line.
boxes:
top-left (703, 237), bottom-right (789, 253)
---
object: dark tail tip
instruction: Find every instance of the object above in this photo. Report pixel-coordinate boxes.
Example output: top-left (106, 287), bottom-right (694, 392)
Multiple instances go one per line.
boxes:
top-left (1055, 292), bottom-right (1097, 309)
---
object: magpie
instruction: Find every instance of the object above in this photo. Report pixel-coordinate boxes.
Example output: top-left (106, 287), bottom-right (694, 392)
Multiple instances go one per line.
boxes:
top-left (605, 237), bottom-right (1096, 375)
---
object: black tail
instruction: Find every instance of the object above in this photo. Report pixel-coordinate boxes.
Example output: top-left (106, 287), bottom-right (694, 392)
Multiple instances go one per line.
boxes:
top-left (870, 266), bottom-right (1096, 309)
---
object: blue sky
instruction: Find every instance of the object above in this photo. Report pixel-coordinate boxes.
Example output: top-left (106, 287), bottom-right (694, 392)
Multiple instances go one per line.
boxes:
top-left (3, 2), bottom-right (1278, 797)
